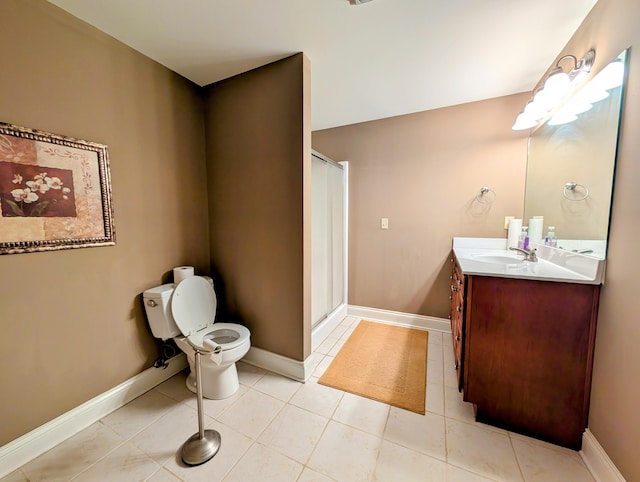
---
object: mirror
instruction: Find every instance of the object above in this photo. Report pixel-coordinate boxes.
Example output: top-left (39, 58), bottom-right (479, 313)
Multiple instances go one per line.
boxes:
top-left (523, 50), bottom-right (627, 259)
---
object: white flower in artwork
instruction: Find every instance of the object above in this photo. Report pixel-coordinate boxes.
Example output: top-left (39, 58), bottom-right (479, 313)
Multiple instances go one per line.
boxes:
top-left (11, 188), bottom-right (39, 203)
top-left (45, 176), bottom-right (63, 190)
top-left (26, 179), bottom-right (51, 194)
top-left (12, 174), bottom-right (23, 184)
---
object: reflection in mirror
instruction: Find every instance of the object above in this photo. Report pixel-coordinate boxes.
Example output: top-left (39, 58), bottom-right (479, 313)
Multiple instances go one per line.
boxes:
top-left (523, 50), bottom-right (627, 259)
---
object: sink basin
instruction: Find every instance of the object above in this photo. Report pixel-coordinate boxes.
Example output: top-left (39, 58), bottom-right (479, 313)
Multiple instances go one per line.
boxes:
top-left (471, 254), bottom-right (524, 264)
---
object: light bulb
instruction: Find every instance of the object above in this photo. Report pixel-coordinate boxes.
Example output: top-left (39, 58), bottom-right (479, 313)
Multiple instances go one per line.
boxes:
top-left (512, 113), bottom-right (538, 131)
top-left (523, 100), bottom-right (547, 120)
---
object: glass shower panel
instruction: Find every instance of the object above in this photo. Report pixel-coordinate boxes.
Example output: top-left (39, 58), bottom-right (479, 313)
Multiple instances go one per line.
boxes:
top-left (311, 153), bottom-right (345, 328)
top-left (311, 156), bottom-right (329, 326)
top-left (329, 162), bottom-right (344, 312)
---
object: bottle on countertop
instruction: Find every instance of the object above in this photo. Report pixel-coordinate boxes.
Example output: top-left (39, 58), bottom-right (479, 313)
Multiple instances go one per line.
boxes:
top-left (545, 226), bottom-right (557, 247)
top-left (518, 226), bottom-right (529, 250)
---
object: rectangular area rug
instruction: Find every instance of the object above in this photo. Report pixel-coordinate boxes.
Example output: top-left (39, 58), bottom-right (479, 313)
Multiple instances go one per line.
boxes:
top-left (318, 320), bottom-right (428, 414)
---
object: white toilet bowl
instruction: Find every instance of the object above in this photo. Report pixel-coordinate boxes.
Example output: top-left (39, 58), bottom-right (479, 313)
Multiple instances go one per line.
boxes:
top-left (143, 276), bottom-right (251, 399)
top-left (174, 323), bottom-right (250, 399)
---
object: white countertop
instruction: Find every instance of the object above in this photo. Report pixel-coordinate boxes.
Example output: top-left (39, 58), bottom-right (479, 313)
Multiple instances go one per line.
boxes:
top-left (452, 238), bottom-right (605, 285)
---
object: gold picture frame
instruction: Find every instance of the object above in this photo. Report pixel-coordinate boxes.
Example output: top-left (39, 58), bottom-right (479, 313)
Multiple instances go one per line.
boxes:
top-left (0, 122), bottom-right (115, 254)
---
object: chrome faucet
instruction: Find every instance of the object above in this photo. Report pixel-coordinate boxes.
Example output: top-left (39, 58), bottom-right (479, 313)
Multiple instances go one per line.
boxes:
top-left (509, 246), bottom-right (538, 262)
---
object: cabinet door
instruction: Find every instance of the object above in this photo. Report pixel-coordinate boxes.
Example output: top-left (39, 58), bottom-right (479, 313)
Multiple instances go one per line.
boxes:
top-left (449, 258), bottom-right (465, 390)
top-left (463, 276), bottom-right (599, 449)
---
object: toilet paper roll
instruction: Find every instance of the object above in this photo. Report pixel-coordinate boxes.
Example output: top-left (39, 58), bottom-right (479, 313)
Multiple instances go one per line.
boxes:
top-left (507, 218), bottom-right (522, 248)
top-left (528, 218), bottom-right (544, 245)
top-left (173, 266), bottom-right (194, 284)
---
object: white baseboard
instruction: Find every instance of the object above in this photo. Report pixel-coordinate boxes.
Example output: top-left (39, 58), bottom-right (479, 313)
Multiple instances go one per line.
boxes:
top-left (348, 305), bottom-right (451, 333)
top-left (0, 354), bottom-right (188, 479)
top-left (312, 303), bottom-right (348, 351)
top-left (242, 346), bottom-right (306, 382)
top-left (580, 429), bottom-right (626, 481)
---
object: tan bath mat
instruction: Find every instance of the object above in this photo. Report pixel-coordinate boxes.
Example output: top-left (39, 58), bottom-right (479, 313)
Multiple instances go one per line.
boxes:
top-left (319, 320), bottom-right (428, 414)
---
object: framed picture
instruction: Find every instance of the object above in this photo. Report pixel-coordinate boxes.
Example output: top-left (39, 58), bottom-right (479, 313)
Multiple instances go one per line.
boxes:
top-left (0, 122), bottom-right (115, 255)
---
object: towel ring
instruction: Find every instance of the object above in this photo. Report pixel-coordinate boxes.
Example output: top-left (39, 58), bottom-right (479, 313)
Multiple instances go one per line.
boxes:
top-left (563, 182), bottom-right (589, 201)
top-left (476, 186), bottom-right (496, 204)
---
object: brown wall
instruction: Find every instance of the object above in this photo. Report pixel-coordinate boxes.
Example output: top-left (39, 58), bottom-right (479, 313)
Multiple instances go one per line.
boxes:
top-left (0, 1), bottom-right (209, 445)
top-left (555, 0), bottom-right (640, 479)
top-left (313, 93), bottom-right (529, 318)
top-left (203, 54), bottom-right (312, 361)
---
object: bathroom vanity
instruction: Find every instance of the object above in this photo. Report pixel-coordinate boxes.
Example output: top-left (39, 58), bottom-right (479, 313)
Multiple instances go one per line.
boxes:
top-left (449, 238), bottom-right (604, 449)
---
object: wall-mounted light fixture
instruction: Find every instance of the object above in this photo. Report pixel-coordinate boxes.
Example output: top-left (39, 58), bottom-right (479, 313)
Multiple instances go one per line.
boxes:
top-left (512, 49), bottom-right (596, 130)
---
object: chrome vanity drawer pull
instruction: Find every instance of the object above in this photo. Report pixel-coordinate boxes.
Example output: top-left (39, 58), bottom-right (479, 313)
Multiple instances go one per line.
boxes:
top-left (457, 306), bottom-right (462, 312)
top-left (456, 334), bottom-right (461, 341)
top-left (449, 296), bottom-right (453, 300)
top-left (454, 361), bottom-right (459, 370)
top-left (451, 285), bottom-right (457, 292)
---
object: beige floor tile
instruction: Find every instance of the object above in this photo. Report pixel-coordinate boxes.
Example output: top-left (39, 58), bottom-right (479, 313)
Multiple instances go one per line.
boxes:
top-left (383, 407), bottom-right (446, 461)
top-left (236, 361), bottom-right (267, 386)
top-left (163, 420), bottom-right (252, 482)
top-left (511, 436), bottom-right (594, 481)
top-left (428, 342), bottom-right (443, 362)
top-left (426, 380), bottom-right (445, 415)
top-left (258, 404), bottom-right (328, 463)
top-left (307, 420), bottom-right (381, 482)
top-left (73, 441), bottom-right (159, 482)
top-left (428, 330), bottom-right (444, 345)
top-left (446, 418), bottom-right (523, 481)
top-left (297, 467), bottom-right (335, 482)
top-left (0, 470), bottom-right (28, 482)
top-left (445, 464), bottom-right (498, 481)
top-left (339, 316), bottom-right (359, 328)
top-left (339, 325), bottom-right (356, 340)
top-left (101, 389), bottom-right (178, 439)
top-left (444, 385), bottom-right (475, 423)
top-left (146, 467), bottom-right (182, 481)
top-left (130, 402), bottom-right (207, 465)
top-left (315, 336), bottom-right (340, 355)
top-left (427, 351), bottom-right (444, 385)
top-left (373, 439), bottom-right (447, 481)
top-left (154, 371), bottom-right (193, 403)
top-left (216, 388), bottom-right (284, 438)
top-left (332, 392), bottom-right (390, 437)
top-left (327, 337), bottom-right (347, 356)
top-left (304, 352), bottom-right (325, 376)
top-left (253, 371), bottom-right (302, 402)
top-left (329, 324), bottom-right (349, 339)
top-left (182, 383), bottom-right (247, 419)
top-left (223, 442), bottom-right (303, 482)
top-left (290, 376), bottom-right (343, 418)
top-left (312, 355), bottom-right (334, 377)
top-left (20, 422), bottom-right (123, 482)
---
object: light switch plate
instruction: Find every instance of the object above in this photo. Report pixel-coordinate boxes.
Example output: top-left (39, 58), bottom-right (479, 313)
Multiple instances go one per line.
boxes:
top-left (381, 217), bottom-right (389, 229)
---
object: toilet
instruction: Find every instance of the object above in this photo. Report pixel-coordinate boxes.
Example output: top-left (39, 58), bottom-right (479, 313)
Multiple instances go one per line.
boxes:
top-left (143, 276), bottom-right (251, 399)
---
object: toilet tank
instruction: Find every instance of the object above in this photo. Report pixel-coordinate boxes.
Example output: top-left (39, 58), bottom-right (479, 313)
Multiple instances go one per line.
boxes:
top-left (142, 283), bottom-right (180, 340)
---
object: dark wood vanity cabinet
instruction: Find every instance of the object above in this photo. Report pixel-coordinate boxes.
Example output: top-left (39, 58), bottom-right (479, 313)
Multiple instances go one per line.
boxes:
top-left (449, 255), bottom-right (600, 449)
top-left (449, 258), bottom-right (466, 390)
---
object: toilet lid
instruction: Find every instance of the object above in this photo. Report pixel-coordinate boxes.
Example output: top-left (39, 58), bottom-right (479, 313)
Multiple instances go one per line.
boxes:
top-left (170, 276), bottom-right (217, 336)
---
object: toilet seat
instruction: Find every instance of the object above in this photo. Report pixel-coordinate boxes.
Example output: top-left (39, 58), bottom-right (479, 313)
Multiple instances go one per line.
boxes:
top-left (171, 276), bottom-right (249, 351)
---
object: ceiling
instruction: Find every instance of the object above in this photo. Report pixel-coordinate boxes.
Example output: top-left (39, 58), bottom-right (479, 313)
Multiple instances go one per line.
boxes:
top-left (49, 0), bottom-right (597, 131)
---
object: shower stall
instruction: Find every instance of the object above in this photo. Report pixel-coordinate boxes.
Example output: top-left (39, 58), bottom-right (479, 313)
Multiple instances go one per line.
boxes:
top-left (311, 151), bottom-right (348, 350)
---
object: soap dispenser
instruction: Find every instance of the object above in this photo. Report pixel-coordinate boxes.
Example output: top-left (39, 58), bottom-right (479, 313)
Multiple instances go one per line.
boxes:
top-left (518, 226), bottom-right (529, 250)
top-left (545, 226), bottom-right (557, 247)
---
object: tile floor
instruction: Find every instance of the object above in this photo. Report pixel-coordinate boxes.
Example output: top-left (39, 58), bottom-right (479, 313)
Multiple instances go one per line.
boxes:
top-left (3, 316), bottom-right (596, 482)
